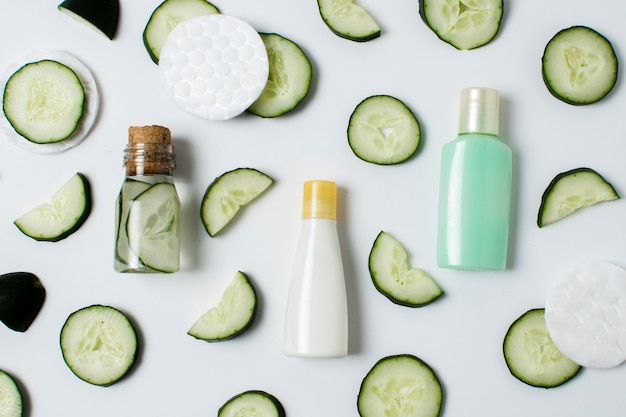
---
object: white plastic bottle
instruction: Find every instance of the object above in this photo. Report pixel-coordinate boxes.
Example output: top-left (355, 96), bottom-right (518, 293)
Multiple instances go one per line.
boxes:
top-left (283, 180), bottom-right (348, 358)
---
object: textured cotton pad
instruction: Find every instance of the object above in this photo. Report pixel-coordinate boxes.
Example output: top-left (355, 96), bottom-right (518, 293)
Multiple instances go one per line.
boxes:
top-left (159, 14), bottom-right (269, 121)
top-left (545, 260), bottom-right (626, 368)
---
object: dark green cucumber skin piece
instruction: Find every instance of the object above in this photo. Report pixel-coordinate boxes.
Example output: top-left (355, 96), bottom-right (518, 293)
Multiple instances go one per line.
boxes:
top-left (542, 26), bottom-right (618, 106)
top-left (419, 0), bottom-right (503, 50)
top-left (58, 0), bottom-right (120, 40)
top-left (0, 272), bottom-right (45, 332)
top-left (536, 167), bottom-right (619, 227)
top-left (218, 390), bottom-right (286, 417)
top-left (14, 173), bottom-right (92, 242)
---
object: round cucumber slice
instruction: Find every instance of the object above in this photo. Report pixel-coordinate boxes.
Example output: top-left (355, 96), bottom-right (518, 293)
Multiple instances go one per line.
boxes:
top-left (537, 167), bottom-right (619, 227)
top-left (60, 305), bottom-right (138, 386)
top-left (143, 0), bottom-right (220, 64)
top-left (0, 370), bottom-right (22, 417)
top-left (3, 59), bottom-right (85, 144)
top-left (126, 182), bottom-right (181, 273)
top-left (357, 354), bottom-right (443, 417)
top-left (317, 0), bottom-right (381, 42)
top-left (0, 272), bottom-right (46, 333)
top-left (218, 390), bottom-right (285, 417)
top-left (348, 95), bottom-right (421, 165)
top-left (420, 0), bottom-right (503, 50)
top-left (503, 308), bottom-right (581, 388)
top-left (247, 33), bottom-right (313, 118)
top-left (369, 231), bottom-right (443, 307)
top-left (188, 271), bottom-right (257, 341)
top-left (14, 173), bottom-right (91, 242)
top-left (58, 0), bottom-right (120, 40)
top-left (542, 26), bottom-right (618, 105)
top-left (201, 168), bottom-right (274, 237)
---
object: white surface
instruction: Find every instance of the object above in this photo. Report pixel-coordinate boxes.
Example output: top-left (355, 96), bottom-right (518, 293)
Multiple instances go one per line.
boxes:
top-left (545, 261), bottom-right (626, 369)
top-left (2, 1), bottom-right (626, 416)
top-left (0, 50), bottom-right (99, 154)
top-left (159, 14), bottom-right (268, 120)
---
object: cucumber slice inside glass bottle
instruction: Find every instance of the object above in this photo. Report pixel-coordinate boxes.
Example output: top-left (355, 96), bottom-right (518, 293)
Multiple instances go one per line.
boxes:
top-left (125, 182), bottom-right (181, 273)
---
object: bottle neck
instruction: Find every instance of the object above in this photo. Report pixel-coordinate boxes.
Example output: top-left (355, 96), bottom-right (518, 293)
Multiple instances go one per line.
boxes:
top-left (124, 143), bottom-right (176, 176)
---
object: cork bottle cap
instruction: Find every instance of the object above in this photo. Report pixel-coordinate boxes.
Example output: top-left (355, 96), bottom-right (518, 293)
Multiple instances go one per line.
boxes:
top-left (302, 180), bottom-right (337, 220)
top-left (128, 125), bottom-right (171, 144)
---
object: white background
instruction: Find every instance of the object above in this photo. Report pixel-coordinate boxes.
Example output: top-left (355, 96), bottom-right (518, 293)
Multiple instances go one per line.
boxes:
top-left (2, 0), bottom-right (626, 416)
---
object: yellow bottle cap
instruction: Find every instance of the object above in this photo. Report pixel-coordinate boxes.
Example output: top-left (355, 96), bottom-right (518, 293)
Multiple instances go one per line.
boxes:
top-left (302, 180), bottom-right (337, 219)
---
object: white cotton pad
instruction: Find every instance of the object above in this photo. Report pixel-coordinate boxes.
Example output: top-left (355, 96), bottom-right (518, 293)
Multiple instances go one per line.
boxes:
top-left (545, 260), bottom-right (626, 368)
top-left (159, 14), bottom-right (269, 121)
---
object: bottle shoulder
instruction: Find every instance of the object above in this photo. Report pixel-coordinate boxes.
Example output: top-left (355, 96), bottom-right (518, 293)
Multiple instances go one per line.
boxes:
top-left (444, 133), bottom-right (511, 153)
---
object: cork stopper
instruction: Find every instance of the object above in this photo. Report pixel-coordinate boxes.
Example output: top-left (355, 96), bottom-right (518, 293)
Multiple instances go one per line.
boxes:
top-left (124, 125), bottom-right (176, 176)
top-left (128, 125), bottom-right (171, 145)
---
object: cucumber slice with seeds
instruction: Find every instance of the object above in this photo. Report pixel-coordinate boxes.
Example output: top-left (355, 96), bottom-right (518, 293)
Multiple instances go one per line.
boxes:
top-left (348, 95), bottom-right (421, 165)
top-left (542, 26), bottom-right (618, 105)
top-left (537, 167), bottom-right (619, 227)
top-left (3, 60), bottom-right (85, 144)
top-left (14, 173), bottom-right (91, 242)
top-left (0, 370), bottom-right (22, 417)
top-left (369, 231), bottom-right (443, 307)
top-left (201, 168), bottom-right (274, 237)
top-left (503, 308), bottom-right (581, 388)
top-left (188, 271), bottom-right (257, 342)
top-left (420, 0), bottom-right (503, 50)
top-left (126, 182), bottom-right (181, 273)
top-left (218, 390), bottom-right (285, 417)
top-left (317, 0), bottom-right (381, 42)
top-left (247, 33), bottom-right (313, 118)
top-left (358, 354), bottom-right (443, 417)
top-left (60, 305), bottom-right (138, 386)
top-left (58, 0), bottom-right (120, 40)
top-left (143, 0), bottom-right (220, 64)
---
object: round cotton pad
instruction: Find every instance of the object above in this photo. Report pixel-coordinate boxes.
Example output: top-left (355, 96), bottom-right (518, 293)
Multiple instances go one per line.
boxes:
top-left (159, 14), bottom-right (269, 121)
top-left (545, 260), bottom-right (626, 368)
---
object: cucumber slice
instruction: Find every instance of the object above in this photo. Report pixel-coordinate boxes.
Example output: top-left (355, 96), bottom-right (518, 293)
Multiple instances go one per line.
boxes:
top-left (503, 308), bottom-right (581, 388)
top-left (143, 0), bottom-right (220, 64)
top-left (58, 0), bottom-right (120, 40)
top-left (201, 168), bottom-right (274, 237)
top-left (14, 173), bottom-right (91, 242)
top-left (188, 271), bottom-right (257, 341)
top-left (348, 95), bottom-right (421, 165)
top-left (218, 390), bottom-right (285, 417)
top-left (0, 370), bottom-right (22, 417)
top-left (542, 26), bottom-right (618, 105)
top-left (357, 354), bottom-right (443, 417)
top-left (317, 0), bottom-right (381, 42)
top-left (2, 60), bottom-right (85, 144)
top-left (126, 182), bottom-right (181, 273)
top-left (60, 305), bottom-right (138, 386)
top-left (247, 33), bottom-right (313, 118)
top-left (537, 167), bottom-right (619, 227)
top-left (546, 261), bottom-right (626, 369)
top-left (114, 179), bottom-right (153, 269)
top-left (419, 0), bottom-right (503, 50)
top-left (0, 272), bottom-right (45, 333)
top-left (368, 231), bottom-right (443, 307)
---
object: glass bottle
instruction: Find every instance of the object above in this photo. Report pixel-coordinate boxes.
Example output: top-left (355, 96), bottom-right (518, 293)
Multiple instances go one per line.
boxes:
top-left (284, 180), bottom-right (348, 358)
top-left (114, 125), bottom-right (181, 273)
top-left (436, 87), bottom-right (512, 271)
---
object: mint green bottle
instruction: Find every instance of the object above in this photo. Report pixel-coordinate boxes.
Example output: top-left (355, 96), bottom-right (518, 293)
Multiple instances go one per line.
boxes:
top-left (437, 87), bottom-right (512, 271)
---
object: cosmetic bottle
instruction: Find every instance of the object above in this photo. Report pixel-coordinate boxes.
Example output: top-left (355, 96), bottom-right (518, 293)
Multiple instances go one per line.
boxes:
top-left (436, 87), bottom-right (512, 271)
top-left (114, 125), bottom-right (181, 273)
top-left (284, 180), bottom-right (348, 358)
